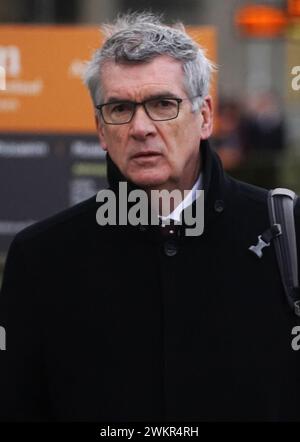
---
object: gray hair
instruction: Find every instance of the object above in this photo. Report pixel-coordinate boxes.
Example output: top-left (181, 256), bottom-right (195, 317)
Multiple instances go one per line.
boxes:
top-left (84, 12), bottom-right (215, 113)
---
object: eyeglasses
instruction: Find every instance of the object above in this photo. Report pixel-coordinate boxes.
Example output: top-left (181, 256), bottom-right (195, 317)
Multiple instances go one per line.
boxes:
top-left (96, 97), bottom-right (186, 125)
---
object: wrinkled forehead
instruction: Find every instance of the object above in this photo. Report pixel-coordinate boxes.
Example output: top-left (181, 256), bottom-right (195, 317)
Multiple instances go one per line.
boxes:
top-left (99, 55), bottom-right (187, 101)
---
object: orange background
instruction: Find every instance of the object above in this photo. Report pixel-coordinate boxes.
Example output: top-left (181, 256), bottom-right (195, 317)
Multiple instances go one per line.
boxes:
top-left (0, 25), bottom-right (217, 134)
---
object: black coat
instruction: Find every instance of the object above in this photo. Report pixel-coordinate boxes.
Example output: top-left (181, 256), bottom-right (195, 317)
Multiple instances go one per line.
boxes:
top-left (1, 140), bottom-right (300, 422)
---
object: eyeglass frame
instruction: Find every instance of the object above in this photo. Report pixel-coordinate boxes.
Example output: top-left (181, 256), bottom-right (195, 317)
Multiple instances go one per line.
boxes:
top-left (95, 96), bottom-right (199, 125)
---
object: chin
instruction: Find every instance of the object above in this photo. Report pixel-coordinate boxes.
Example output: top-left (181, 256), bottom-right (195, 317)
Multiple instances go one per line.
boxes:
top-left (128, 171), bottom-right (169, 189)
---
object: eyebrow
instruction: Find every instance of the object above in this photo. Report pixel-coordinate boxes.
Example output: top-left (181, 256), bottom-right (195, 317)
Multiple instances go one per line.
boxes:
top-left (105, 92), bottom-right (180, 104)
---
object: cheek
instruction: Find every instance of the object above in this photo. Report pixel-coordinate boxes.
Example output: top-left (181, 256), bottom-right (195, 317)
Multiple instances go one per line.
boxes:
top-left (164, 115), bottom-right (197, 146)
top-left (162, 118), bottom-right (201, 170)
top-left (161, 121), bottom-right (189, 162)
top-left (104, 128), bottom-right (126, 151)
top-left (180, 116), bottom-right (202, 148)
top-left (159, 122), bottom-right (180, 154)
top-left (163, 120), bottom-right (180, 137)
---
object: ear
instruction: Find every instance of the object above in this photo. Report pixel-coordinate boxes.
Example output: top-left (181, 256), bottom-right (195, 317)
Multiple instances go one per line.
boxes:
top-left (199, 96), bottom-right (213, 140)
top-left (95, 114), bottom-right (108, 151)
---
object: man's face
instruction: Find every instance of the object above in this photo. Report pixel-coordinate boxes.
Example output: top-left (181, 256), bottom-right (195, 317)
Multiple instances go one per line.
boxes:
top-left (97, 55), bottom-right (213, 191)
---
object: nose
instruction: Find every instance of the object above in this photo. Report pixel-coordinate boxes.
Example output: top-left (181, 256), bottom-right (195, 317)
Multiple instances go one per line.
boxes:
top-left (128, 104), bottom-right (157, 140)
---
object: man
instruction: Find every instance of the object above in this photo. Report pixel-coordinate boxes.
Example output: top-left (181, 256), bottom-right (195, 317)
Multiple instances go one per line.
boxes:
top-left (0, 12), bottom-right (300, 422)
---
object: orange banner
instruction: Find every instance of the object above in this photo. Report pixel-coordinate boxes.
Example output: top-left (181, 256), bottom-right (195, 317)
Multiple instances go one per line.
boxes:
top-left (0, 25), bottom-right (217, 134)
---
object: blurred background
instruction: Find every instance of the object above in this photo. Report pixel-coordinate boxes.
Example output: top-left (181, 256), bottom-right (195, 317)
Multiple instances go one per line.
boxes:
top-left (0, 0), bottom-right (300, 284)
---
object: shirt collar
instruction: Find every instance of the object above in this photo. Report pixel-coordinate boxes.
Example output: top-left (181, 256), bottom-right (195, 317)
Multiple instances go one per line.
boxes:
top-left (159, 173), bottom-right (203, 223)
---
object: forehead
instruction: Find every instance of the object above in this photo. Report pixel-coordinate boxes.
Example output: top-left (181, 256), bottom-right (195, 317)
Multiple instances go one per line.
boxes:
top-left (100, 55), bottom-right (186, 101)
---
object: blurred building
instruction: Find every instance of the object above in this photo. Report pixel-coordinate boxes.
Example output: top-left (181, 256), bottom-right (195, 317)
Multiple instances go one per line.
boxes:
top-left (0, 0), bottom-right (298, 144)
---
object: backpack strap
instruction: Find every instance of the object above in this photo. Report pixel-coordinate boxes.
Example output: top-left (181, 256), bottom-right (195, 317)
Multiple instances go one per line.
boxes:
top-left (268, 188), bottom-right (300, 316)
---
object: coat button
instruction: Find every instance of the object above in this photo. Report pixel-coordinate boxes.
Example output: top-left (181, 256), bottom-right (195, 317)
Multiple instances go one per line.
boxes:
top-left (214, 200), bottom-right (224, 213)
top-left (164, 239), bottom-right (178, 257)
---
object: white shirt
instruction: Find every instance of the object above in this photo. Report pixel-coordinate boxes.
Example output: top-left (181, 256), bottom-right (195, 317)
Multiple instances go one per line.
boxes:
top-left (159, 173), bottom-right (203, 223)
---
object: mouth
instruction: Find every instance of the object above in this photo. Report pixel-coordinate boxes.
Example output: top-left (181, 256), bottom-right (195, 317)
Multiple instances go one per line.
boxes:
top-left (132, 151), bottom-right (162, 159)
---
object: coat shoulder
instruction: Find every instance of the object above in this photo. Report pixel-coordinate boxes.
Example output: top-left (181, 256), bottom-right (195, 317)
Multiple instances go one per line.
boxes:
top-left (230, 177), bottom-right (268, 205)
top-left (228, 176), bottom-right (300, 225)
top-left (11, 195), bottom-right (98, 250)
